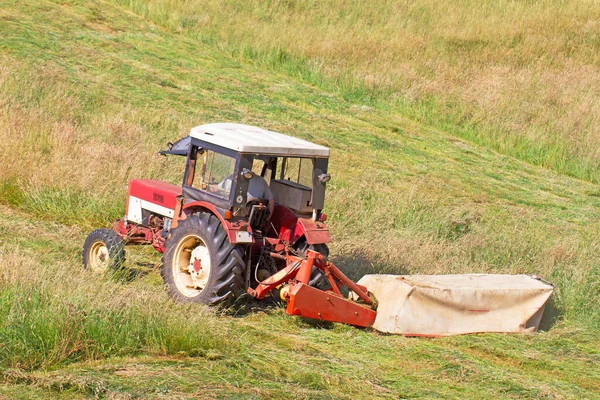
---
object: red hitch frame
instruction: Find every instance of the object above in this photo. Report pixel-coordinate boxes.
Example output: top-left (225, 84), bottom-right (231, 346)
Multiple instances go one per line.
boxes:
top-left (113, 219), bottom-right (166, 253)
top-left (248, 249), bottom-right (377, 328)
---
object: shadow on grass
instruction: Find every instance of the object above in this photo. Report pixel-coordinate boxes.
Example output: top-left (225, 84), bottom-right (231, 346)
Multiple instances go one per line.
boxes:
top-left (107, 262), bottom-right (157, 282)
top-left (329, 251), bottom-right (410, 282)
top-left (130, 262), bottom-right (159, 278)
top-left (538, 296), bottom-right (562, 332)
top-left (227, 293), bottom-right (283, 318)
top-left (228, 296), bottom-right (337, 330)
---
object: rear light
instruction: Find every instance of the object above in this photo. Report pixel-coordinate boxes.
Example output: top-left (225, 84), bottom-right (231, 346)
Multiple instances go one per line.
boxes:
top-left (319, 213), bottom-right (328, 222)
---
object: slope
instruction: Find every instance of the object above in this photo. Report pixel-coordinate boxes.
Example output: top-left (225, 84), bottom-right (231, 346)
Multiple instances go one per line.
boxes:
top-left (0, 0), bottom-right (599, 398)
top-left (117, 0), bottom-right (600, 183)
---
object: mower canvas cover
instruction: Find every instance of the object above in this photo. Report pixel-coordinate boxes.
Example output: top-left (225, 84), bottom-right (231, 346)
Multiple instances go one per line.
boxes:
top-left (357, 274), bottom-right (554, 336)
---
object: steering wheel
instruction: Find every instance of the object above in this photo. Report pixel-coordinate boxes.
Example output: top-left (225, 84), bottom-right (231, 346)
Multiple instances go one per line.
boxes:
top-left (246, 199), bottom-right (265, 215)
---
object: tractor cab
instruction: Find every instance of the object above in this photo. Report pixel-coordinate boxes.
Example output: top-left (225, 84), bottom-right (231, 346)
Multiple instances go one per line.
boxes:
top-left (161, 123), bottom-right (331, 235)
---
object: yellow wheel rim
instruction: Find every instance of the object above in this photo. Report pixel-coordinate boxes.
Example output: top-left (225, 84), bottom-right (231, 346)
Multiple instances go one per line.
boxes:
top-left (172, 235), bottom-right (212, 298)
top-left (88, 241), bottom-right (110, 272)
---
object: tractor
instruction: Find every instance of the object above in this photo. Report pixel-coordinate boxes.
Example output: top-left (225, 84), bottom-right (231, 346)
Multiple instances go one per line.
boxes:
top-left (83, 123), bottom-right (378, 327)
top-left (82, 123), bottom-right (554, 334)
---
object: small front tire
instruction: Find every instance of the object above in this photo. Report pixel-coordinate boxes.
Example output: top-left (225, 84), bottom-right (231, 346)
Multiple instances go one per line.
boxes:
top-left (82, 228), bottom-right (126, 273)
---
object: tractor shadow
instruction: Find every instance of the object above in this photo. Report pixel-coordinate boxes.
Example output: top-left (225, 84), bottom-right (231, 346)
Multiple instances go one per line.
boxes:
top-left (227, 296), bottom-right (338, 330)
top-left (328, 251), bottom-right (410, 282)
top-left (119, 246), bottom-right (163, 281)
top-left (130, 262), bottom-right (159, 277)
top-left (227, 293), bottom-right (283, 318)
top-left (111, 262), bottom-right (158, 283)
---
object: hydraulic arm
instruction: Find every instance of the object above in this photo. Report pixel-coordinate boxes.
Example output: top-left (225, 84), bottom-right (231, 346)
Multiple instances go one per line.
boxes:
top-left (247, 249), bottom-right (378, 328)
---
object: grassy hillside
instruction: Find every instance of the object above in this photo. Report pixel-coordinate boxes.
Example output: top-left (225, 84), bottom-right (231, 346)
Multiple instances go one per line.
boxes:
top-left (0, 0), bottom-right (599, 398)
top-left (117, 0), bottom-right (600, 183)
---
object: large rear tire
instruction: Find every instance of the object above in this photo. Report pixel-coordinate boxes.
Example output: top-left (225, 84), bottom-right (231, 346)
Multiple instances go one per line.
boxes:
top-left (161, 213), bottom-right (245, 306)
top-left (82, 228), bottom-right (126, 273)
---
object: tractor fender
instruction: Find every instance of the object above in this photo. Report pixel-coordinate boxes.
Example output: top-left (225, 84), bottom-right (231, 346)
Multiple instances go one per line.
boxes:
top-left (296, 218), bottom-right (331, 245)
top-left (181, 201), bottom-right (253, 244)
top-left (272, 205), bottom-right (331, 246)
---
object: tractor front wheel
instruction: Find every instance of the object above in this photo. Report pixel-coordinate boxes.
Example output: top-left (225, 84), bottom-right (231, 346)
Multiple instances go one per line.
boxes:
top-left (161, 213), bottom-right (245, 306)
top-left (82, 228), bottom-right (126, 273)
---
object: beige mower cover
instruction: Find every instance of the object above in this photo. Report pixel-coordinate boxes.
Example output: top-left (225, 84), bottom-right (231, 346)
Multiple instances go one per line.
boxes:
top-left (356, 274), bottom-right (553, 336)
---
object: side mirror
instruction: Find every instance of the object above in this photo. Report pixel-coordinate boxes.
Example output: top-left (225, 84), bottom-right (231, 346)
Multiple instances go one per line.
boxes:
top-left (158, 136), bottom-right (191, 156)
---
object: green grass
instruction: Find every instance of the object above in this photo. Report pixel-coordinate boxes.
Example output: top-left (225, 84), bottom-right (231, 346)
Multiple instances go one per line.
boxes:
top-left (1, 207), bottom-right (599, 399)
top-left (0, 0), bottom-right (600, 398)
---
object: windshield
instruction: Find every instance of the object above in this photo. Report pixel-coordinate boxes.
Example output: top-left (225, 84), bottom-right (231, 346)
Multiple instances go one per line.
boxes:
top-left (192, 150), bottom-right (236, 200)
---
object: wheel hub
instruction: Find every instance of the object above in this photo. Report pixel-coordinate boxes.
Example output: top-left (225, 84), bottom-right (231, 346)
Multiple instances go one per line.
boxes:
top-left (187, 245), bottom-right (211, 290)
top-left (89, 242), bottom-right (109, 272)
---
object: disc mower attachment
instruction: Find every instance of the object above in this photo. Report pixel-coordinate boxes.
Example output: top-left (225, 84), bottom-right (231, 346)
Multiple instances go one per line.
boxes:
top-left (285, 283), bottom-right (377, 328)
top-left (354, 274), bottom-right (554, 336)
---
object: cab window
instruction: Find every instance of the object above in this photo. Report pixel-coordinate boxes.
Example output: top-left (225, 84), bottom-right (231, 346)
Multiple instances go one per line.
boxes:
top-left (193, 150), bottom-right (236, 200)
top-left (277, 157), bottom-right (313, 188)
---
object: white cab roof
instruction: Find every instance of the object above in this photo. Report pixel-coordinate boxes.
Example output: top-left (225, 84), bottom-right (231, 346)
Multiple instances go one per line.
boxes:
top-left (189, 123), bottom-right (329, 157)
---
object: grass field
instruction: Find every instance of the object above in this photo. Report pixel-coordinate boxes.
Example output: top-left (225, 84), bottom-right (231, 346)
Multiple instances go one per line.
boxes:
top-left (1, 0), bottom-right (600, 398)
top-left (117, 0), bottom-right (600, 183)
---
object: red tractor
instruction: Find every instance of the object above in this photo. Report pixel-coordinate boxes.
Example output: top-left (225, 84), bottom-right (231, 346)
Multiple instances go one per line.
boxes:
top-left (82, 123), bottom-right (555, 335)
top-left (83, 123), bottom-right (377, 327)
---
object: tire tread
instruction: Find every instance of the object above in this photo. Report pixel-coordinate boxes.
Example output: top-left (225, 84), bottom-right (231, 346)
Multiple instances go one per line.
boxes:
top-left (82, 228), bottom-right (126, 271)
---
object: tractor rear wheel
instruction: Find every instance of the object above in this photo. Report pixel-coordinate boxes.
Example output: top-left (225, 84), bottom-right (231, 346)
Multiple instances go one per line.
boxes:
top-left (307, 243), bottom-right (330, 289)
top-left (161, 213), bottom-right (245, 306)
top-left (82, 228), bottom-right (126, 273)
